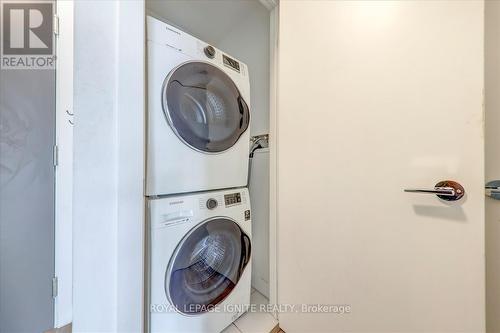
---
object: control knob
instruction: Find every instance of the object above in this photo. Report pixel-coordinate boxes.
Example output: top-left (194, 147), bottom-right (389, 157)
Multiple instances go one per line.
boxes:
top-left (206, 198), bottom-right (218, 210)
top-left (204, 45), bottom-right (216, 59)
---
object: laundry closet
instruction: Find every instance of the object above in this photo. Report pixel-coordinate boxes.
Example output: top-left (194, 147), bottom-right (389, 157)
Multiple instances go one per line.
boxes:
top-left (68, 2), bottom-right (489, 333)
top-left (144, 1), bottom-right (277, 332)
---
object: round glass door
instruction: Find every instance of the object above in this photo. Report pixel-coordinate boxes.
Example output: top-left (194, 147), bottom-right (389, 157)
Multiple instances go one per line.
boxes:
top-left (162, 61), bottom-right (250, 153)
top-left (166, 218), bottom-right (251, 315)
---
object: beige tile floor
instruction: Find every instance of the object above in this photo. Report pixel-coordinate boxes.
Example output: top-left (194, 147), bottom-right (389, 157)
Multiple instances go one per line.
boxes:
top-left (222, 289), bottom-right (279, 333)
top-left (44, 323), bottom-right (72, 333)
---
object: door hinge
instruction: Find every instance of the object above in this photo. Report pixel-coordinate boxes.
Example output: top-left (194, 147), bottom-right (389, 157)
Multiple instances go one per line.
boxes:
top-left (53, 145), bottom-right (59, 167)
top-left (53, 14), bottom-right (59, 36)
top-left (52, 276), bottom-right (58, 298)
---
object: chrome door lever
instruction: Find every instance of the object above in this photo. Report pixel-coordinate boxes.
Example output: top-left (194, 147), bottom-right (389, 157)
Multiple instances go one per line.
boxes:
top-left (404, 180), bottom-right (465, 201)
top-left (404, 187), bottom-right (456, 196)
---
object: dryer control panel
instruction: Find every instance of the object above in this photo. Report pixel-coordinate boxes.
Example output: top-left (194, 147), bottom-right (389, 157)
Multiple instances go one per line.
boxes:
top-left (222, 54), bottom-right (240, 73)
top-left (224, 192), bottom-right (242, 207)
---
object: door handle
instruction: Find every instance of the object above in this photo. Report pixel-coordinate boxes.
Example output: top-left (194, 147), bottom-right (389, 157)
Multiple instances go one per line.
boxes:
top-left (404, 187), bottom-right (456, 196)
top-left (404, 180), bottom-right (465, 201)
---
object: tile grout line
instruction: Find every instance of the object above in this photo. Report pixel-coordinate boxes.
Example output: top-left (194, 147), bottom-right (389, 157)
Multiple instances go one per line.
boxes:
top-left (233, 323), bottom-right (243, 333)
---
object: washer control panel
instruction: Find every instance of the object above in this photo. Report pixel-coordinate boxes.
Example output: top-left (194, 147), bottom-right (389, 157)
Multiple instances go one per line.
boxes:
top-left (198, 190), bottom-right (245, 210)
top-left (224, 192), bottom-right (242, 207)
top-left (206, 198), bottom-right (218, 210)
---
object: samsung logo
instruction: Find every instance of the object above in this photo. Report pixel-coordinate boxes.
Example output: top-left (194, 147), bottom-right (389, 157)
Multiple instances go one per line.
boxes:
top-left (165, 26), bottom-right (180, 35)
top-left (169, 200), bottom-right (184, 205)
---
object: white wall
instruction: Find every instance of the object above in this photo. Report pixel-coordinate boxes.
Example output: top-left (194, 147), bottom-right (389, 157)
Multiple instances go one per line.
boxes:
top-left (73, 1), bottom-right (118, 330)
top-left (73, 1), bottom-right (144, 331)
top-left (248, 149), bottom-right (270, 297)
top-left (116, 1), bottom-right (145, 332)
top-left (485, 2), bottom-right (500, 332)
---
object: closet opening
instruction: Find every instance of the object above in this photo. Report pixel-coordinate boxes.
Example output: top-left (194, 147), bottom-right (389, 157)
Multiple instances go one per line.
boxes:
top-left (144, 1), bottom-right (278, 332)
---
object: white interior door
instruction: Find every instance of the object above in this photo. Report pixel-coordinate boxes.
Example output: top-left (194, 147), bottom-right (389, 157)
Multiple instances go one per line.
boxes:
top-left (276, 1), bottom-right (485, 332)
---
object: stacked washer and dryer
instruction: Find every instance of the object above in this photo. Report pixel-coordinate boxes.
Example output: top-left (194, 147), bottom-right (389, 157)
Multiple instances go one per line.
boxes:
top-left (146, 16), bottom-right (253, 333)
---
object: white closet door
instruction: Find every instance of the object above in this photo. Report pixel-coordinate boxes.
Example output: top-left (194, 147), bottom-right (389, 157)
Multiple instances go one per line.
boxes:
top-left (277, 1), bottom-right (485, 332)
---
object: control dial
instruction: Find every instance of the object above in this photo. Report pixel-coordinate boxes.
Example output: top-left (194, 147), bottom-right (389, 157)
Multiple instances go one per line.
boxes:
top-left (204, 45), bottom-right (216, 59)
top-left (206, 198), bottom-right (218, 210)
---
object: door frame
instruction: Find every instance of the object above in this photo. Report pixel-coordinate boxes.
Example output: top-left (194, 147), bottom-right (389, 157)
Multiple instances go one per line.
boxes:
top-left (270, 2), bottom-right (279, 319)
top-left (259, 0), bottom-right (280, 319)
top-left (54, 0), bottom-right (74, 328)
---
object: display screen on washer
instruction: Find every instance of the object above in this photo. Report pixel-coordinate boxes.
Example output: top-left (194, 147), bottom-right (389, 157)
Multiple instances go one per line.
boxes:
top-left (224, 193), bottom-right (241, 206)
top-left (223, 54), bottom-right (240, 72)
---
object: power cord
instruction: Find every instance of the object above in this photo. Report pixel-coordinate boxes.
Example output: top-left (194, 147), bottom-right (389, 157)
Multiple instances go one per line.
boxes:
top-left (248, 134), bottom-right (269, 186)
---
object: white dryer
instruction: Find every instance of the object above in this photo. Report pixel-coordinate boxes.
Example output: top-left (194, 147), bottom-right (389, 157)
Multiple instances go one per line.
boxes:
top-left (146, 16), bottom-right (251, 196)
top-left (147, 187), bottom-right (252, 333)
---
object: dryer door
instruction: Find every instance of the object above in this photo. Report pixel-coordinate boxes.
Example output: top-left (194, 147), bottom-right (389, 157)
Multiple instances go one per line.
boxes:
top-left (162, 61), bottom-right (250, 153)
top-left (166, 217), bottom-right (251, 314)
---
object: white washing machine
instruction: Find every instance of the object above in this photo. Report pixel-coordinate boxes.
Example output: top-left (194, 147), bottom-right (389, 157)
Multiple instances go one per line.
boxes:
top-left (146, 16), bottom-right (251, 196)
top-left (147, 187), bottom-right (252, 333)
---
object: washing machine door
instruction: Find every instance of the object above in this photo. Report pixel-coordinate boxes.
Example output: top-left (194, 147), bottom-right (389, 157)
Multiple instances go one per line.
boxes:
top-left (166, 217), bottom-right (251, 314)
top-left (162, 61), bottom-right (250, 153)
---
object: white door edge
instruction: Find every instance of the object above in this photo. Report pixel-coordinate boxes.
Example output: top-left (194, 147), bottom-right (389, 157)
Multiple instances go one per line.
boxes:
top-left (54, 0), bottom-right (74, 327)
